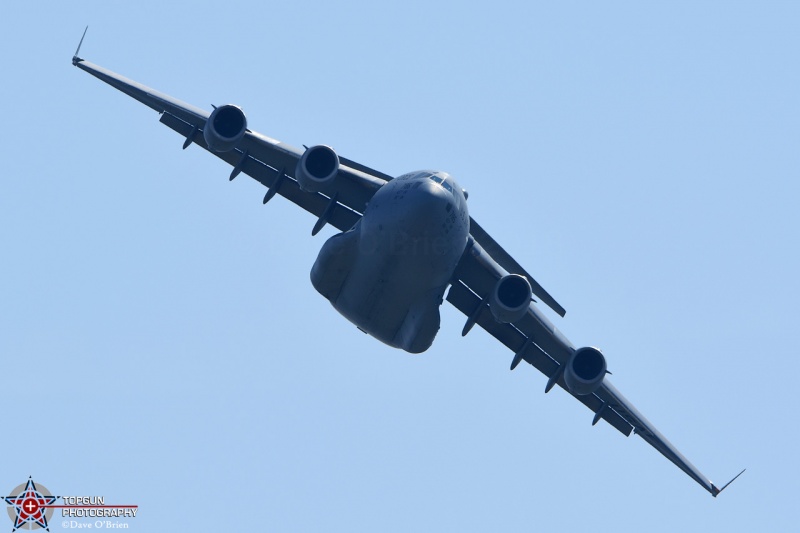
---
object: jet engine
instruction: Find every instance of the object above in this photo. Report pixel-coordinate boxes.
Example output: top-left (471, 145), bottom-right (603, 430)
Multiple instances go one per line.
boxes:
top-left (203, 105), bottom-right (247, 152)
top-left (564, 346), bottom-right (607, 396)
top-left (488, 274), bottom-right (532, 323)
top-left (295, 145), bottom-right (339, 193)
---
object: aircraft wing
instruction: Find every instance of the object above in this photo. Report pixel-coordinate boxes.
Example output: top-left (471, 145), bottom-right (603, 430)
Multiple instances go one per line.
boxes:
top-left (73, 47), bottom-right (740, 497)
top-left (72, 55), bottom-right (386, 234)
top-left (447, 236), bottom-right (742, 496)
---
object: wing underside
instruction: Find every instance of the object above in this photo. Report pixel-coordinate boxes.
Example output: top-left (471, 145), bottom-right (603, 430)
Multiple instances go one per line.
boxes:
top-left (73, 57), bottom-right (383, 234)
top-left (447, 237), bottom-right (740, 496)
top-left (73, 49), bottom-right (740, 497)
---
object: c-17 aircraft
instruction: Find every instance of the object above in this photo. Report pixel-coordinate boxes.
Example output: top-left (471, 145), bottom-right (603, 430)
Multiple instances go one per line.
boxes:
top-left (71, 30), bottom-right (743, 496)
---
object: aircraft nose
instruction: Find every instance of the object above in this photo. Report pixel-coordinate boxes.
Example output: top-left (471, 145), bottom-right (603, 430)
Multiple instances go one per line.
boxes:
top-left (362, 176), bottom-right (456, 245)
top-left (403, 180), bottom-right (451, 229)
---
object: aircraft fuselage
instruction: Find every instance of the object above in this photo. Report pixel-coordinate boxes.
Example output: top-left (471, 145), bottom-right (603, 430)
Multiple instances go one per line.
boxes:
top-left (310, 171), bottom-right (469, 352)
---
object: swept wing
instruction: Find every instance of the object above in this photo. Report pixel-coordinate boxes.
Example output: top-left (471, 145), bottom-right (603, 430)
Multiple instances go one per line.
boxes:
top-left (72, 47), bottom-right (740, 497)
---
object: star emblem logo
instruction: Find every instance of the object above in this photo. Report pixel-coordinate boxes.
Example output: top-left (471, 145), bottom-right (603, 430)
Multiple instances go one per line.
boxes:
top-left (4, 478), bottom-right (59, 532)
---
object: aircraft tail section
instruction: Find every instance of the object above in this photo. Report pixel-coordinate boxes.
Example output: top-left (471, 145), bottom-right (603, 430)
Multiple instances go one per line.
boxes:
top-left (468, 217), bottom-right (566, 317)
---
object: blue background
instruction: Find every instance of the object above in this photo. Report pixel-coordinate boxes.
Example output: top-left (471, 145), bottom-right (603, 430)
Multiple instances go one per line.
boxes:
top-left (2, 1), bottom-right (798, 531)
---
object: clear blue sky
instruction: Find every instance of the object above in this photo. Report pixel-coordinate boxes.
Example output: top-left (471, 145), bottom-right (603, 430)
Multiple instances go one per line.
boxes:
top-left (3, 1), bottom-right (798, 531)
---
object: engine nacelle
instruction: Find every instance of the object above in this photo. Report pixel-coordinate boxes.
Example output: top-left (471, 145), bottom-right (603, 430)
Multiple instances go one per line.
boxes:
top-left (488, 274), bottom-right (532, 324)
top-left (295, 145), bottom-right (339, 193)
top-left (564, 346), bottom-right (607, 396)
top-left (203, 105), bottom-right (247, 152)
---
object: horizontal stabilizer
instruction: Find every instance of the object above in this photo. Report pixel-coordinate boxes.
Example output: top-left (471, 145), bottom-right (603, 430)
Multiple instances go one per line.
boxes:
top-left (469, 217), bottom-right (566, 317)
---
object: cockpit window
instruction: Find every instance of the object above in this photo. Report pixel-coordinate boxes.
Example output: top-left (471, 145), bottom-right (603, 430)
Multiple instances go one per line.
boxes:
top-left (429, 174), bottom-right (454, 194)
top-left (398, 171), bottom-right (433, 181)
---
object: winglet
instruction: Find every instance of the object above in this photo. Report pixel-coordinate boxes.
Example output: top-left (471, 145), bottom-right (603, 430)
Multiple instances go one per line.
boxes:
top-left (710, 468), bottom-right (746, 497)
top-left (72, 26), bottom-right (88, 66)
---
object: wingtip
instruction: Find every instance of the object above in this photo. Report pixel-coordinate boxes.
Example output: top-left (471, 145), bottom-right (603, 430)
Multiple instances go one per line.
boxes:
top-left (711, 468), bottom-right (746, 497)
top-left (72, 25), bottom-right (88, 66)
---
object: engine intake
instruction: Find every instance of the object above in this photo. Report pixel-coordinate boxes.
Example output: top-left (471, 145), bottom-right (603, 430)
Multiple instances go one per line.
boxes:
top-left (203, 105), bottom-right (247, 152)
top-left (296, 145), bottom-right (339, 193)
top-left (488, 274), bottom-right (532, 324)
top-left (564, 346), bottom-right (607, 396)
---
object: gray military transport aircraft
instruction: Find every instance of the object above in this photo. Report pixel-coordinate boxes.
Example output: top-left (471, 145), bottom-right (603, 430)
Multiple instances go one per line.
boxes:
top-left (72, 29), bottom-right (742, 497)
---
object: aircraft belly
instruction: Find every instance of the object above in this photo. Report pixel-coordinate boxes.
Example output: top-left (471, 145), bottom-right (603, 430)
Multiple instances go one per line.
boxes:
top-left (311, 177), bottom-right (469, 352)
top-left (332, 235), bottom-right (446, 352)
